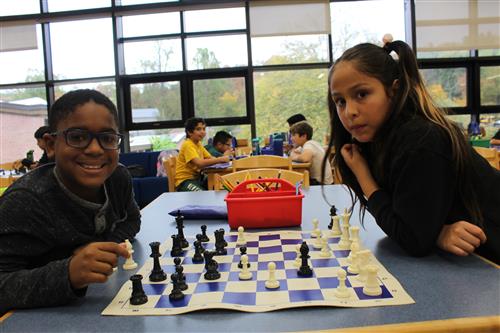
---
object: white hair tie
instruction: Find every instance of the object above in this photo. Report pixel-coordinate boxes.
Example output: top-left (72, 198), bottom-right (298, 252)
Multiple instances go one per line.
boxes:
top-left (389, 50), bottom-right (399, 61)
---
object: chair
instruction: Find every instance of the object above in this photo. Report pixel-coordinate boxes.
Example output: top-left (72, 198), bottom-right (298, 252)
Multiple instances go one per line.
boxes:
top-left (473, 146), bottom-right (500, 170)
top-left (216, 168), bottom-right (309, 191)
top-left (231, 155), bottom-right (292, 172)
top-left (162, 155), bottom-right (177, 192)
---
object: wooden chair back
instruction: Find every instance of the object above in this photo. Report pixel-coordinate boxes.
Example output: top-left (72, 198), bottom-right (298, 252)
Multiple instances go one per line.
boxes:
top-left (162, 155), bottom-right (177, 192)
top-left (216, 168), bottom-right (309, 191)
top-left (474, 146), bottom-right (500, 170)
top-left (231, 155), bottom-right (292, 172)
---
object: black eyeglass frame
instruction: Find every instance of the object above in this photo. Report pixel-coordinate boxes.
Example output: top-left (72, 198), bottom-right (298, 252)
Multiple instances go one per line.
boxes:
top-left (51, 128), bottom-right (123, 150)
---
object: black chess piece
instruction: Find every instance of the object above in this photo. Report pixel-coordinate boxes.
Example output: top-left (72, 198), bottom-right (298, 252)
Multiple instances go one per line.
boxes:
top-left (129, 274), bottom-right (148, 305)
top-left (169, 273), bottom-right (185, 300)
top-left (173, 257), bottom-right (188, 291)
top-left (214, 229), bottom-right (227, 255)
top-left (328, 205), bottom-right (338, 230)
top-left (203, 251), bottom-right (220, 280)
top-left (170, 234), bottom-right (183, 257)
top-left (297, 241), bottom-right (313, 277)
top-left (149, 242), bottom-right (167, 282)
top-left (192, 240), bottom-right (204, 263)
top-left (175, 211), bottom-right (189, 248)
top-left (238, 246), bottom-right (250, 269)
top-left (200, 225), bottom-right (210, 242)
top-left (195, 234), bottom-right (205, 253)
top-left (219, 228), bottom-right (228, 247)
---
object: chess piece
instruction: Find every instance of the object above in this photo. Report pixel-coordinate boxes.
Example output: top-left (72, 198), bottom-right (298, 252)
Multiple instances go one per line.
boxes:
top-left (333, 268), bottom-right (350, 298)
top-left (214, 229), bottom-right (227, 255)
top-left (293, 244), bottom-right (301, 268)
top-left (123, 239), bottom-right (138, 270)
top-left (236, 226), bottom-right (246, 245)
top-left (203, 251), bottom-right (220, 280)
top-left (192, 240), bottom-right (204, 263)
top-left (175, 211), bottom-right (189, 248)
top-left (173, 257), bottom-right (188, 291)
top-left (311, 218), bottom-right (321, 238)
top-left (327, 205), bottom-right (337, 229)
top-left (238, 246), bottom-right (250, 269)
top-left (238, 254), bottom-right (252, 280)
top-left (149, 241), bottom-right (167, 282)
top-left (342, 208), bottom-right (351, 228)
top-left (200, 225), bottom-right (210, 242)
top-left (265, 262), bottom-right (280, 289)
top-left (356, 249), bottom-right (371, 283)
top-left (330, 215), bottom-right (342, 236)
top-left (170, 234), bottom-right (183, 257)
top-left (297, 241), bottom-right (313, 277)
top-left (313, 230), bottom-right (323, 249)
top-left (349, 226), bottom-right (362, 250)
top-left (195, 234), bottom-right (205, 253)
top-left (129, 274), bottom-right (148, 305)
top-left (363, 265), bottom-right (382, 296)
top-left (169, 273), bottom-right (185, 300)
top-left (338, 224), bottom-right (351, 250)
top-left (347, 242), bottom-right (360, 274)
top-left (319, 235), bottom-right (332, 257)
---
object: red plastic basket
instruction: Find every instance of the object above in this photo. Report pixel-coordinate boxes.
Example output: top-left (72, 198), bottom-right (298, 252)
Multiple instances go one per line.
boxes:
top-left (224, 178), bottom-right (304, 229)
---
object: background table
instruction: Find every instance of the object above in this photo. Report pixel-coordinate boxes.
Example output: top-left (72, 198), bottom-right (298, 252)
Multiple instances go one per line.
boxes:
top-left (2, 186), bottom-right (499, 332)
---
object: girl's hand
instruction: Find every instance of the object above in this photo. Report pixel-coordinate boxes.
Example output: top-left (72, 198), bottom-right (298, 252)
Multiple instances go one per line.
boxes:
top-left (437, 221), bottom-right (487, 256)
top-left (340, 143), bottom-right (379, 198)
top-left (69, 242), bottom-right (129, 289)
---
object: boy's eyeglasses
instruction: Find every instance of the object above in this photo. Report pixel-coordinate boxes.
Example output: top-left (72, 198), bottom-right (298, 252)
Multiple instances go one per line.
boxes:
top-left (51, 129), bottom-right (122, 150)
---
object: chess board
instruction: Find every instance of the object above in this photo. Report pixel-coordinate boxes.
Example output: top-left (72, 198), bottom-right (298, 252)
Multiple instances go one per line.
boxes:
top-left (102, 230), bottom-right (414, 315)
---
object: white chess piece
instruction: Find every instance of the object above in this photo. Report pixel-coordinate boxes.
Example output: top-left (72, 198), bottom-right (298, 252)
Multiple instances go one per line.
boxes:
top-left (347, 242), bottom-right (360, 274)
top-left (319, 235), bottom-right (332, 257)
top-left (238, 254), bottom-right (252, 280)
top-left (330, 215), bottom-right (342, 236)
top-left (311, 218), bottom-right (321, 238)
top-left (313, 230), bottom-right (323, 249)
top-left (349, 226), bottom-right (362, 250)
top-left (122, 239), bottom-right (138, 270)
top-left (342, 208), bottom-right (351, 226)
top-left (338, 224), bottom-right (351, 250)
top-left (333, 268), bottom-right (350, 298)
top-left (236, 226), bottom-right (246, 245)
top-left (356, 249), bottom-right (371, 283)
top-left (363, 264), bottom-right (382, 296)
top-left (265, 262), bottom-right (280, 289)
top-left (294, 244), bottom-right (301, 268)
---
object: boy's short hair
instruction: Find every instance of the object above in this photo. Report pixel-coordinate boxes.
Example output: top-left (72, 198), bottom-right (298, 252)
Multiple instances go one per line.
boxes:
top-left (34, 126), bottom-right (50, 139)
top-left (185, 117), bottom-right (205, 136)
top-left (212, 131), bottom-right (232, 145)
top-left (286, 113), bottom-right (307, 126)
top-left (290, 121), bottom-right (313, 140)
top-left (48, 89), bottom-right (118, 132)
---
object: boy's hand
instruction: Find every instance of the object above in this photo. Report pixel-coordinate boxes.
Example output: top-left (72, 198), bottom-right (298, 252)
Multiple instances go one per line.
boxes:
top-left (437, 221), bottom-right (487, 256)
top-left (69, 242), bottom-right (129, 290)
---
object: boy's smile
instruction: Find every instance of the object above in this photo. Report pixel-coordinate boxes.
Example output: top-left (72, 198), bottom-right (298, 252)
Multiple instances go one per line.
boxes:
top-left (46, 101), bottom-right (119, 202)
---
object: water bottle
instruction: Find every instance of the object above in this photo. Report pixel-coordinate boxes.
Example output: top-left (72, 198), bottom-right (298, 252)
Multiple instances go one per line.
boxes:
top-left (252, 138), bottom-right (260, 155)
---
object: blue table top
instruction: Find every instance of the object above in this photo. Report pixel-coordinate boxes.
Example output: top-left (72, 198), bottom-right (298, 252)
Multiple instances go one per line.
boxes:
top-left (3, 185), bottom-right (499, 332)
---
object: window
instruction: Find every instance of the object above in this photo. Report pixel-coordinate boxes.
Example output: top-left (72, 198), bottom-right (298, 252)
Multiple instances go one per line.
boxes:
top-left (47, 0), bottom-right (110, 12)
top-left (481, 66), bottom-right (500, 106)
top-left (54, 81), bottom-right (117, 105)
top-left (129, 81), bottom-right (182, 123)
top-left (124, 39), bottom-right (183, 74)
top-left (420, 68), bottom-right (467, 108)
top-left (186, 35), bottom-right (248, 70)
top-left (122, 12), bottom-right (180, 38)
top-left (0, 0), bottom-right (39, 16)
top-left (129, 128), bottom-right (184, 152)
top-left (193, 77), bottom-right (246, 119)
top-left (184, 8), bottom-right (245, 32)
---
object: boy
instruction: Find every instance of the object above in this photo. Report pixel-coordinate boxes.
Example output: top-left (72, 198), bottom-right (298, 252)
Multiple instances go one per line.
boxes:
top-left (175, 118), bottom-right (230, 191)
top-left (205, 130), bottom-right (234, 157)
top-left (289, 121), bottom-right (334, 185)
top-left (34, 125), bottom-right (53, 166)
top-left (0, 89), bottom-right (141, 312)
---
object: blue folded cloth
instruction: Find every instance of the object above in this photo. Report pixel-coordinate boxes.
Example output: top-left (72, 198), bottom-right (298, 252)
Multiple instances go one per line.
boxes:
top-left (168, 205), bottom-right (228, 219)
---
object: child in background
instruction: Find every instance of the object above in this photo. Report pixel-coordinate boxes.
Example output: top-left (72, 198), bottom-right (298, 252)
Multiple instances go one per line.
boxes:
top-left (175, 118), bottom-right (230, 191)
top-left (289, 121), bottom-right (334, 185)
top-left (284, 114), bottom-right (307, 155)
top-left (0, 89), bottom-right (141, 312)
top-left (34, 125), bottom-right (53, 166)
top-left (205, 130), bottom-right (234, 157)
top-left (327, 41), bottom-right (500, 263)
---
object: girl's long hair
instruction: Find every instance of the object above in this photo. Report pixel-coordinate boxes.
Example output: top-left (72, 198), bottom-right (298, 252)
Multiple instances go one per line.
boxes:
top-left (322, 41), bottom-right (482, 226)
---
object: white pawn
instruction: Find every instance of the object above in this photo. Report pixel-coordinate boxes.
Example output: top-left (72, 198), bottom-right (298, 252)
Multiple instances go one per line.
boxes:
top-left (333, 268), bottom-right (350, 298)
top-left (363, 264), bottom-right (382, 296)
top-left (347, 242), bottom-right (360, 274)
top-left (265, 262), bottom-right (280, 289)
top-left (338, 224), bottom-right (351, 250)
top-left (122, 239), bottom-right (137, 270)
top-left (313, 230), bottom-right (323, 249)
top-left (320, 235), bottom-right (332, 257)
top-left (346, 236), bottom-right (359, 264)
top-left (311, 218), bottom-right (321, 238)
top-left (238, 254), bottom-right (252, 280)
top-left (356, 249), bottom-right (371, 283)
top-left (236, 226), bottom-right (246, 246)
top-left (294, 244), bottom-right (301, 268)
top-left (330, 215), bottom-right (342, 236)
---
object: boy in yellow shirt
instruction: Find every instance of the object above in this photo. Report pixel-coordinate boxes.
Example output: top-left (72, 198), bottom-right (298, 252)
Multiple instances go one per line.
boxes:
top-left (175, 118), bottom-right (231, 191)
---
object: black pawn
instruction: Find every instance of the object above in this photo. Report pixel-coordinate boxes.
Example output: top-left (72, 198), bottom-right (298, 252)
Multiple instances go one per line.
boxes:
top-left (200, 225), bottom-right (210, 242)
top-left (169, 274), bottom-right (185, 300)
top-left (195, 234), bottom-right (205, 253)
top-left (297, 241), bottom-right (313, 277)
top-left (238, 246), bottom-right (250, 269)
top-left (170, 234), bottom-right (183, 257)
top-left (328, 205), bottom-right (338, 230)
top-left (173, 257), bottom-right (187, 288)
top-left (129, 274), bottom-right (148, 305)
top-left (219, 228), bottom-right (228, 247)
top-left (175, 211), bottom-right (189, 248)
top-left (149, 242), bottom-right (167, 282)
top-left (192, 240), bottom-right (204, 263)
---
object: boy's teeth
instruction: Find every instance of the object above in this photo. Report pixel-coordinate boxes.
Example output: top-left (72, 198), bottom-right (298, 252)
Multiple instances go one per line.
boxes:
top-left (82, 164), bottom-right (102, 169)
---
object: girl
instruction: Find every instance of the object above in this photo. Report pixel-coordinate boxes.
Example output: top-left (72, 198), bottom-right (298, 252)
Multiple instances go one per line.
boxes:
top-left (325, 41), bottom-right (500, 263)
